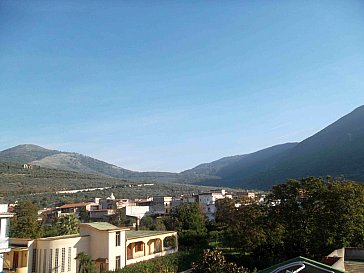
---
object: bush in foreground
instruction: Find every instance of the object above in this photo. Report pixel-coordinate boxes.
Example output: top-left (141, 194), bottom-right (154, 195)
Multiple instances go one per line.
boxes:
top-left (108, 251), bottom-right (198, 273)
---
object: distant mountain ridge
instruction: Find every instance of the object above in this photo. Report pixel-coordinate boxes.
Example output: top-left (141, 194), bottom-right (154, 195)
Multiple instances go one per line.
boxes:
top-left (2, 105), bottom-right (364, 189)
top-left (0, 144), bottom-right (214, 183)
top-left (187, 105), bottom-right (364, 189)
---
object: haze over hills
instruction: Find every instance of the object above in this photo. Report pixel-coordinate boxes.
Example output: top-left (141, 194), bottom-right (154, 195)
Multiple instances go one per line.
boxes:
top-left (1, 105), bottom-right (364, 189)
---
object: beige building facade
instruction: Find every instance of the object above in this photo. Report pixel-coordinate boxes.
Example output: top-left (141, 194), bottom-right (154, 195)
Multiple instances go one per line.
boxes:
top-left (4, 223), bottom-right (177, 273)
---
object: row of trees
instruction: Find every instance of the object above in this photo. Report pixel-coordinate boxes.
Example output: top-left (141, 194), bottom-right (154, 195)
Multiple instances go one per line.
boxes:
top-left (216, 177), bottom-right (364, 261)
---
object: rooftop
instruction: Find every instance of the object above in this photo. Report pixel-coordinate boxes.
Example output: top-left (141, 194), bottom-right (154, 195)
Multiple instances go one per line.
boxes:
top-left (345, 260), bottom-right (364, 273)
top-left (80, 222), bottom-right (122, 231)
top-left (126, 230), bottom-right (175, 240)
top-left (59, 202), bottom-right (94, 209)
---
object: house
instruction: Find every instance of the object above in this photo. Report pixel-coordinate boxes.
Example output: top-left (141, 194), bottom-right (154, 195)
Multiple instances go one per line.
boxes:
top-left (198, 190), bottom-right (232, 221)
top-left (152, 197), bottom-right (173, 215)
top-left (22, 164), bottom-right (32, 170)
top-left (4, 222), bottom-right (177, 273)
top-left (0, 204), bottom-right (13, 273)
top-left (57, 202), bottom-right (96, 217)
top-left (171, 195), bottom-right (198, 208)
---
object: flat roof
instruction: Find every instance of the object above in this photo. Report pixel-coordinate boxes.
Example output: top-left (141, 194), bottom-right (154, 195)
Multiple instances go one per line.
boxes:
top-left (37, 234), bottom-right (84, 241)
top-left (81, 222), bottom-right (121, 231)
top-left (126, 230), bottom-right (175, 240)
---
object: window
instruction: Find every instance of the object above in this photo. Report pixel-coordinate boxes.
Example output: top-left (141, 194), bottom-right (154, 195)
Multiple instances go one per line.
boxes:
top-left (32, 249), bottom-right (37, 273)
top-left (43, 249), bottom-right (47, 273)
top-left (135, 242), bottom-right (143, 252)
top-left (55, 248), bottom-right (59, 273)
top-left (116, 231), bottom-right (120, 246)
top-left (49, 249), bottom-right (53, 273)
top-left (115, 256), bottom-right (121, 269)
top-left (38, 249), bottom-right (42, 273)
top-left (67, 247), bottom-right (72, 272)
top-left (61, 248), bottom-right (65, 272)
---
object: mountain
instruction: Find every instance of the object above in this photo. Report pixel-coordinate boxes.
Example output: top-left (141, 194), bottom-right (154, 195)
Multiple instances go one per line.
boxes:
top-left (182, 142), bottom-right (300, 179)
top-left (189, 105), bottom-right (364, 189)
top-left (2, 105), bottom-right (364, 189)
top-left (0, 144), bottom-right (60, 163)
top-left (0, 144), bottom-right (213, 183)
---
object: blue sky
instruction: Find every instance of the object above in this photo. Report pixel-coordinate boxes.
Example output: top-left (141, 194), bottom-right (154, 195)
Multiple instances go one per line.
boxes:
top-left (1, 1), bottom-right (364, 172)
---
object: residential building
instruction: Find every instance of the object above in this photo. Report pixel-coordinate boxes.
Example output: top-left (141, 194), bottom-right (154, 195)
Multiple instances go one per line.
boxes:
top-left (4, 222), bottom-right (177, 273)
top-left (171, 195), bottom-right (198, 209)
top-left (57, 202), bottom-right (96, 217)
top-left (152, 197), bottom-right (173, 215)
top-left (198, 190), bottom-right (232, 221)
top-left (0, 204), bottom-right (13, 273)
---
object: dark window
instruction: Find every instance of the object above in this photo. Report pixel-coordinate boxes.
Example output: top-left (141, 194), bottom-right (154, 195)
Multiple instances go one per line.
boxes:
top-left (43, 249), bottom-right (47, 273)
top-left (68, 247), bottom-right (72, 272)
top-left (116, 231), bottom-right (121, 246)
top-left (55, 248), bottom-right (59, 273)
top-left (32, 249), bottom-right (37, 273)
top-left (48, 249), bottom-right (53, 273)
top-left (135, 242), bottom-right (143, 252)
top-left (61, 248), bottom-right (65, 272)
top-left (115, 256), bottom-right (121, 269)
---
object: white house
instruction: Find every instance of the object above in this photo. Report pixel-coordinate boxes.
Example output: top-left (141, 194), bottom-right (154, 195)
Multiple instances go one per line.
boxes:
top-left (0, 204), bottom-right (13, 273)
top-left (198, 190), bottom-right (232, 221)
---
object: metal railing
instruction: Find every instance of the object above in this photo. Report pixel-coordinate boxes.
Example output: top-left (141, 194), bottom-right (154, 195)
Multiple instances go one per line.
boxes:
top-left (270, 261), bottom-right (334, 273)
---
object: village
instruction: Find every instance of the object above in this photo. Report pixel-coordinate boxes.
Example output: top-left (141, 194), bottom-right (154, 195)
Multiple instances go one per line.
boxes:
top-left (0, 189), bottom-right (262, 273)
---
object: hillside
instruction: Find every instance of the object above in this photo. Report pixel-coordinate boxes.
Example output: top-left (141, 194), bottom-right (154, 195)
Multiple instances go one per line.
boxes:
top-left (0, 144), bottom-right (60, 163)
top-left (194, 105), bottom-right (364, 189)
top-left (2, 105), bottom-right (364, 190)
top-left (0, 161), bottom-right (225, 207)
top-left (0, 145), bottom-right (214, 184)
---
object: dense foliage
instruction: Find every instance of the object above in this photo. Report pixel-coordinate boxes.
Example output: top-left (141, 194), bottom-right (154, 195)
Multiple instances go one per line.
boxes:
top-left (164, 203), bottom-right (208, 250)
top-left (10, 201), bottom-right (41, 238)
top-left (216, 177), bottom-right (364, 261)
top-left (107, 251), bottom-right (197, 273)
top-left (191, 249), bottom-right (249, 273)
top-left (75, 252), bottom-right (97, 273)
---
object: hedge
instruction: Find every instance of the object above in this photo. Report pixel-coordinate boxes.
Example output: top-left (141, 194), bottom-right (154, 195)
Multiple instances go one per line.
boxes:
top-left (107, 251), bottom-right (199, 273)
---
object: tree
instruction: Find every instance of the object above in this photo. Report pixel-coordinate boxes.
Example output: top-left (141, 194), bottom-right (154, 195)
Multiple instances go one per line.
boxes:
top-left (56, 214), bottom-right (80, 235)
top-left (167, 203), bottom-right (206, 233)
top-left (78, 207), bottom-right (90, 223)
top-left (10, 201), bottom-right (41, 238)
top-left (265, 177), bottom-right (364, 259)
top-left (165, 203), bottom-right (207, 250)
top-left (110, 208), bottom-right (126, 227)
top-left (140, 215), bottom-right (154, 230)
top-left (75, 252), bottom-right (96, 273)
top-left (216, 201), bottom-right (267, 253)
top-left (192, 249), bottom-right (248, 273)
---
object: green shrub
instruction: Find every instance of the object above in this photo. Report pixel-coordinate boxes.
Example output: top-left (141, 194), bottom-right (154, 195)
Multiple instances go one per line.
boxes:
top-left (107, 251), bottom-right (199, 273)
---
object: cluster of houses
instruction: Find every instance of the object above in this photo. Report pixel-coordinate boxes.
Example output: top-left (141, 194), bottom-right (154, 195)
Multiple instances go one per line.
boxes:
top-left (2, 188), bottom-right (364, 273)
top-left (41, 189), bottom-right (263, 224)
top-left (0, 189), bottom-right (262, 273)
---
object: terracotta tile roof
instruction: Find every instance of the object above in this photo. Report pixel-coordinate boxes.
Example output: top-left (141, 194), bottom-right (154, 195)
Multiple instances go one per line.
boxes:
top-left (59, 202), bottom-right (94, 209)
